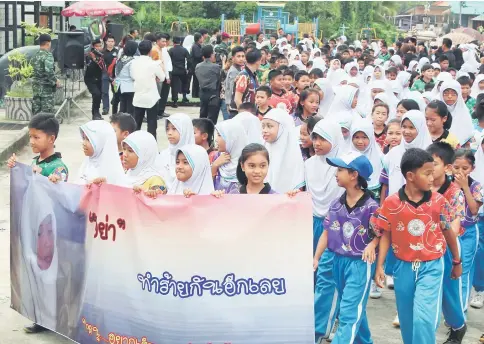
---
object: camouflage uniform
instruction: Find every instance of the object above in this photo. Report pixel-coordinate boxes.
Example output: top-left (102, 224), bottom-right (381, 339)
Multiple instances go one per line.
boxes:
top-left (31, 49), bottom-right (57, 115)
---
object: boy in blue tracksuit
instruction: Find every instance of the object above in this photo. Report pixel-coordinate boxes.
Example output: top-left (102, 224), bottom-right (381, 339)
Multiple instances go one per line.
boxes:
top-left (373, 148), bottom-right (462, 344)
top-left (314, 152), bottom-right (379, 344)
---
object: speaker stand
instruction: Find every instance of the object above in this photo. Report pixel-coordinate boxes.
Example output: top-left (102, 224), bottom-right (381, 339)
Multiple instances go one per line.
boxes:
top-left (54, 96), bottom-right (90, 124)
top-left (54, 70), bottom-right (90, 123)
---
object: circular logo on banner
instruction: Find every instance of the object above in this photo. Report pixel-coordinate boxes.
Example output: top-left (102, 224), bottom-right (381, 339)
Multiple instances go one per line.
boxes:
top-left (407, 219), bottom-right (425, 237)
top-left (342, 221), bottom-right (354, 239)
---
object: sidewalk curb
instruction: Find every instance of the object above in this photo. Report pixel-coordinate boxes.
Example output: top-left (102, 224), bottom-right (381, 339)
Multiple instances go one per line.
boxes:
top-left (0, 89), bottom-right (87, 165)
top-left (0, 126), bottom-right (29, 165)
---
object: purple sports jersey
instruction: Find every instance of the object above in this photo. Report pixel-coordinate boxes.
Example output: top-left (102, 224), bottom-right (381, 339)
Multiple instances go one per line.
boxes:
top-left (461, 178), bottom-right (484, 228)
top-left (325, 191), bottom-right (379, 257)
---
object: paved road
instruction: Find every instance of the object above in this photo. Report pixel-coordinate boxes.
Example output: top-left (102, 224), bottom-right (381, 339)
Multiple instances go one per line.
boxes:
top-left (0, 96), bottom-right (482, 343)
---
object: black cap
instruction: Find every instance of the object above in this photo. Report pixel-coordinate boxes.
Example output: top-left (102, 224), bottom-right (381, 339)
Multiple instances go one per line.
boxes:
top-left (39, 34), bottom-right (51, 44)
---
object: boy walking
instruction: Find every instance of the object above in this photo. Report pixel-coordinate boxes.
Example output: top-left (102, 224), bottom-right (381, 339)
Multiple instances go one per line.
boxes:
top-left (373, 148), bottom-right (462, 344)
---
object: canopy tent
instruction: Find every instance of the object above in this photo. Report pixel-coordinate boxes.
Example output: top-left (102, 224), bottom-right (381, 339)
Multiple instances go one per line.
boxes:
top-left (61, 1), bottom-right (134, 17)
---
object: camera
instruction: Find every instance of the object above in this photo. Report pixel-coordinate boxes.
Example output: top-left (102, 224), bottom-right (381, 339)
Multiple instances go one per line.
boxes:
top-left (91, 48), bottom-right (103, 58)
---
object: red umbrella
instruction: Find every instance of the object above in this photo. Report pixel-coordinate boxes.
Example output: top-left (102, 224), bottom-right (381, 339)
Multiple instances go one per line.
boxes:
top-left (61, 1), bottom-right (134, 17)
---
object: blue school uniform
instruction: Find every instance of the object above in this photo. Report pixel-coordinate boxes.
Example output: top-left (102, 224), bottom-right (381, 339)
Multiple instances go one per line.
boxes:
top-left (323, 191), bottom-right (379, 344)
top-left (474, 215), bottom-right (484, 293)
top-left (438, 178), bottom-right (467, 330)
top-left (460, 178), bottom-right (484, 310)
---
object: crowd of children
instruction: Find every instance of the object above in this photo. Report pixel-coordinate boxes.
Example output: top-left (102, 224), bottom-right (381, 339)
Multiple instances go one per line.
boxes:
top-left (7, 36), bottom-right (484, 344)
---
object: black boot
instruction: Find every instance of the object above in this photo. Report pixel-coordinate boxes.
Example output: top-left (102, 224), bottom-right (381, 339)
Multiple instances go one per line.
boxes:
top-left (443, 324), bottom-right (467, 344)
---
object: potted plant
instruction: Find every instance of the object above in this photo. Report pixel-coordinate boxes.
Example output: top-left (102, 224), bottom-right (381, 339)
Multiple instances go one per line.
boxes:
top-left (4, 51), bottom-right (34, 121)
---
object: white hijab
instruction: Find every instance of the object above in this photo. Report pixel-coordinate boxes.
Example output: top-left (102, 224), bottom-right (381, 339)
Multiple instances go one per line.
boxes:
top-left (328, 68), bottom-right (349, 87)
top-left (461, 46), bottom-right (480, 74)
top-left (310, 48), bottom-right (322, 60)
top-left (20, 181), bottom-right (57, 329)
top-left (168, 144), bottom-right (214, 195)
top-left (311, 57), bottom-right (327, 72)
top-left (371, 65), bottom-right (387, 81)
top-left (408, 60), bottom-right (418, 73)
top-left (430, 72), bottom-right (453, 99)
top-left (77, 121), bottom-right (125, 185)
top-left (471, 74), bottom-right (484, 99)
top-left (123, 131), bottom-right (161, 187)
top-left (350, 117), bottom-right (384, 189)
top-left (397, 71), bottom-right (412, 99)
top-left (314, 78), bottom-right (334, 118)
top-left (374, 92), bottom-right (398, 120)
top-left (233, 112), bottom-right (263, 144)
top-left (344, 62), bottom-right (359, 77)
top-left (384, 110), bottom-right (432, 195)
top-left (264, 108), bottom-right (305, 193)
top-left (305, 119), bottom-right (345, 217)
top-left (440, 80), bottom-right (474, 145)
top-left (408, 90), bottom-right (428, 112)
top-left (361, 65), bottom-right (375, 84)
top-left (417, 57), bottom-right (430, 72)
top-left (390, 79), bottom-right (404, 100)
top-left (156, 113), bottom-right (194, 187)
top-left (390, 55), bottom-right (403, 68)
top-left (326, 85), bottom-right (359, 124)
top-left (215, 119), bottom-right (248, 183)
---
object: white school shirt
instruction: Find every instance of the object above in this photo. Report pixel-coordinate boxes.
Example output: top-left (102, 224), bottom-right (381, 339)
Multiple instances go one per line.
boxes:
top-left (130, 55), bottom-right (165, 109)
top-left (162, 47), bottom-right (173, 79)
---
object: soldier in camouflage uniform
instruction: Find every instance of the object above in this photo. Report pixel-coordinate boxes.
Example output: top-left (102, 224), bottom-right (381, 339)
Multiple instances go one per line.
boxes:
top-left (31, 34), bottom-right (59, 115)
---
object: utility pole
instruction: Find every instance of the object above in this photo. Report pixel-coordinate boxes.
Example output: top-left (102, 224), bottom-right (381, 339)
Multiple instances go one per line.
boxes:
top-left (459, 1), bottom-right (462, 27)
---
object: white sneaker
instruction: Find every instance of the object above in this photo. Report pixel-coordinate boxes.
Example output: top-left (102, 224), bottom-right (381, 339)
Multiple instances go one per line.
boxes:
top-left (386, 275), bottom-right (394, 289)
top-left (470, 291), bottom-right (484, 309)
top-left (369, 281), bottom-right (382, 299)
top-left (392, 314), bottom-right (400, 327)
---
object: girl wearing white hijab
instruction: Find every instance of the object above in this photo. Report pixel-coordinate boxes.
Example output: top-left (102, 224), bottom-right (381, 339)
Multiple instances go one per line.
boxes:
top-left (374, 93), bottom-right (398, 120)
top-left (213, 120), bottom-right (248, 193)
top-left (122, 131), bottom-right (166, 192)
top-left (344, 62), bottom-right (359, 78)
top-left (390, 79), bottom-right (403, 100)
top-left (169, 144), bottom-right (214, 195)
top-left (313, 78), bottom-right (334, 118)
top-left (471, 74), bottom-right (484, 99)
top-left (381, 110), bottom-right (432, 198)
top-left (371, 65), bottom-right (387, 81)
top-left (440, 80), bottom-right (474, 145)
top-left (262, 108), bottom-right (305, 193)
top-left (78, 121), bottom-right (125, 185)
top-left (328, 69), bottom-right (349, 88)
top-left (408, 91), bottom-right (427, 112)
top-left (350, 117), bottom-right (384, 199)
top-left (326, 85), bottom-right (359, 124)
top-left (20, 182), bottom-right (58, 330)
top-left (310, 48), bottom-right (322, 60)
top-left (461, 45), bottom-right (480, 73)
top-left (311, 57), bottom-right (327, 73)
top-left (390, 55), bottom-right (403, 69)
top-left (232, 112), bottom-right (263, 144)
top-left (396, 71), bottom-right (412, 99)
top-left (309, 119), bottom-right (345, 340)
top-left (361, 66), bottom-right (375, 84)
top-left (408, 60), bottom-right (418, 73)
top-left (155, 113), bottom-right (195, 188)
top-left (430, 71), bottom-right (453, 99)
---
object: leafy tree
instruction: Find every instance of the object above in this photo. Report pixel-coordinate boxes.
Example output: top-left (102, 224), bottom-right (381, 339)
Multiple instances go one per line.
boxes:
top-left (234, 2), bottom-right (258, 19)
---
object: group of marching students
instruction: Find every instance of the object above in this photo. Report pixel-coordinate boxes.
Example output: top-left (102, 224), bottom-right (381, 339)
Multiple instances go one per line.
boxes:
top-left (7, 33), bottom-right (484, 344)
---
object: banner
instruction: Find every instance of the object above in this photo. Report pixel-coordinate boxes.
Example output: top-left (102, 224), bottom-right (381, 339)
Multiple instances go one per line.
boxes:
top-left (11, 163), bottom-right (315, 344)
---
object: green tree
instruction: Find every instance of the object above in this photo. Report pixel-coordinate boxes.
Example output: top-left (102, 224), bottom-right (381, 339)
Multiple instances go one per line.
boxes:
top-left (234, 2), bottom-right (258, 19)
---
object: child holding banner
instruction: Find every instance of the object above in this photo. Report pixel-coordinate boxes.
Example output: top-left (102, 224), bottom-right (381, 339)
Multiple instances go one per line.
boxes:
top-left (306, 119), bottom-right (345, 342)
top-left (78, 121), bottom-right (125, 186)
top-left (122, 131), bottom-right (167, 196)
top-left (7, 113), bottom-right (66, 334)
top-left (170, 144), bottom-right (214, 196)
top-left (7, 113), bottom-right (68, 184)
top-left (156, 114), bottom-right (195, 189)
top-left (212, 120), bottom-right (248, 193)
top-left (313, 151), bottom-right (380, 344)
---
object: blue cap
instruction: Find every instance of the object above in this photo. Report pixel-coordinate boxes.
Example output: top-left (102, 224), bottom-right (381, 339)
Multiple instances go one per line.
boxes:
top-left (326, 151), bottom-right (373, 180)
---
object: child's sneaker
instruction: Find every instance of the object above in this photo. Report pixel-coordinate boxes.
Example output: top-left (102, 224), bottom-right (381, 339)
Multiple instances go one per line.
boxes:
top-left (470, 291), bottom-right (484, 309)
top-left (392, 314), bottom-right (400, 327)
top-left (386, 275), bottom-right (394, 289)
top-left (369, 281), bottom-right (382, 299)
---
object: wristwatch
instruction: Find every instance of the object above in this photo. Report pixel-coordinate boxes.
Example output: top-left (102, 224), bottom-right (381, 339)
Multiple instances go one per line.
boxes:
top-left (452, 259), bottom-right (462, 266)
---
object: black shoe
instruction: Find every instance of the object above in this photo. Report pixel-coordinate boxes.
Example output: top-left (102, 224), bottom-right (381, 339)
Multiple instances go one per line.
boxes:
top-left (443, 324), bottom-right (467, 344)
top-left (102, 109), bottom-right (109, 116)
top-left (93, 114), bottom-right (103, 120)
top-left (24, 323), bottom-right (48, 333)
top-left (181, 98), bottom-right (190, 103)
top-left (171, 103), bottom-right (178, 108)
